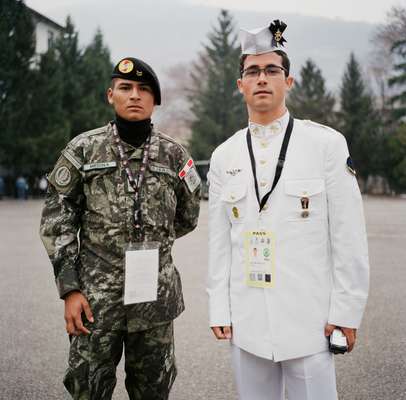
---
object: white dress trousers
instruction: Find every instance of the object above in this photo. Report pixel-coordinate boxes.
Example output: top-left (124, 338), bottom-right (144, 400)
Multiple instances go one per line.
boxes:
top-left (232, 345), bottom-right (338, 400)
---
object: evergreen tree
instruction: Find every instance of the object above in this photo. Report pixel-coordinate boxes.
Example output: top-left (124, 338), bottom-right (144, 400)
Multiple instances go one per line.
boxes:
top-left (26, 47), bottom-right (70, 175)
top-left (385, 123), bottom-right (406, 193)
top-left (76, 28), bottom-right (114, 132)
top-left (189, 10), bottom-right (246, 159)
top-left (54, 16), bottom-right (83, 139)
top-left (0, 0), bottom-right (35, 175)
top-left (381, 38), bottom-right (406, 192)
top-left (287, 59), bottom-right (335, 126)
top-left (339, 53), bottom-right (379, 187)
top-left (389, 39), bottom-right (406, 119)
top-left (53, 19), bottom-right (113, 138)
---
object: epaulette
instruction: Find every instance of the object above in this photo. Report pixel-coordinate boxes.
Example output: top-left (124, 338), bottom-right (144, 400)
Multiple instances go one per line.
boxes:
top-left (79, 125), bottom-right (108, 138)
top-left (158, 131), bottom-right (188, 154)
top-left (302, 119), bottom-right (336, 133)
top-left (69, 125), bottom-right (108, 147)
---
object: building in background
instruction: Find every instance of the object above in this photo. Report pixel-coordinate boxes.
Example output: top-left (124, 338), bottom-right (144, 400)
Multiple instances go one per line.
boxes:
top-left (27, 6), bottom-right (65, 61)
top-left (0, 7), bottom-right (65, 195)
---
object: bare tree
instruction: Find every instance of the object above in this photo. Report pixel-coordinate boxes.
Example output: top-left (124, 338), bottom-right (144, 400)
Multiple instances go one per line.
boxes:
top-left (153, 62), bottom-right (195, 145)
top-left (369, 6), bottom-right (406, 111)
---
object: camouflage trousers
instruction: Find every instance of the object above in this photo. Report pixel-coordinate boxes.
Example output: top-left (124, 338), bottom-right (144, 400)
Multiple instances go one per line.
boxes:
top-left (63, 322), bottom-right (176, 400)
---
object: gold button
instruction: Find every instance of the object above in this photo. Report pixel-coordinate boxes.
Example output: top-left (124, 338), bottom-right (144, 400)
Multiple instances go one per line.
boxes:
top-left (260, 181), bottom-right (267, 187)
top-left (263, 204), bottom-right (268, 211)
top-left (260, 160), bottom-right (267, 165)
top-left (261, 142), bottom-right (268, 148)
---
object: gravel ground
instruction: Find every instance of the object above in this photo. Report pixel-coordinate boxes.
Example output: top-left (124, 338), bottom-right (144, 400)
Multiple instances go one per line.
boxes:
top-left (0, 196), bottom-right (405, 400)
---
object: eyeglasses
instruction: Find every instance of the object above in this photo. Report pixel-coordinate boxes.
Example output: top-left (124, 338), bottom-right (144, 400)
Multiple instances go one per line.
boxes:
top-left (242, 64), bottom-right (287, 79)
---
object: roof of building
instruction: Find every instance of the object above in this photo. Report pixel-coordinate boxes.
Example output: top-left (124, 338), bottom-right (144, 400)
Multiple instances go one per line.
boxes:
top-left (26, 6), bottom-right (65, 32)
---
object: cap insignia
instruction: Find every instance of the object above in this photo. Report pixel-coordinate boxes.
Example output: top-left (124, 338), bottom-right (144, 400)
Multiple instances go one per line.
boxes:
top-left (269, 20), bottom-right (287, 48)
top-left (118, 59), bottom-right (134, 74)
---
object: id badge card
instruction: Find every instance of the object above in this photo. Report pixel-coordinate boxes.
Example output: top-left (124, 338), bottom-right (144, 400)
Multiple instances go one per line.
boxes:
top-left (243, 231), bottom-right (275, 288)
top-left (124, 242), bottom-right (159, 305)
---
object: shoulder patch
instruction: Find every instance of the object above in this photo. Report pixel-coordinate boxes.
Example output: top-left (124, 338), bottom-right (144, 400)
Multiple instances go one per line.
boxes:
top-left (54, 166), bottom-right (72, 187)
top-left (179, 158), bottom-right (194, 179)
top-left (346, 156), bottom-right (356, 175)
top-left (178, 158), bottom-right (201, 193)
top-left (48, 154), bottom-right (81, 193)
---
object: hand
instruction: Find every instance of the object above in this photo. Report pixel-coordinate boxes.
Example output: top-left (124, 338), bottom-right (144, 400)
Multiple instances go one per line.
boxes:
top-left (64, 291), bottom-right (94, 336)
top-left (211, 326), bottom-right (232, 340)
top-left (325, 324), bottom-right (357, 352)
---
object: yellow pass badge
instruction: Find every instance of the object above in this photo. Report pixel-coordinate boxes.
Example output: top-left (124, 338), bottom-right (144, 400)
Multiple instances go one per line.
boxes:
top-left (244, 231), bottom-right (275, 289)
top-left (118, 59), bottom-right (134, 74)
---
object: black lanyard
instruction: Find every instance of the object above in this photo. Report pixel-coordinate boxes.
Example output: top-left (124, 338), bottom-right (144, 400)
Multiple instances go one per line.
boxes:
top-left (246, 116), bottom-right (294, 212)
top-left (112, 122), bottom-right (151, 239)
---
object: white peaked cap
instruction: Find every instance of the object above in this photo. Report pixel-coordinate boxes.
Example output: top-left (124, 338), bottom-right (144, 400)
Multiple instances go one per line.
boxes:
top-left (240, 20), bottom-right (288, 55)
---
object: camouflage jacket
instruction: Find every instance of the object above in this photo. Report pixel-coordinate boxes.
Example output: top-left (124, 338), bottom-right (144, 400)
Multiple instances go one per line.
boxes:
top-left (40, 123), bottom-right (200, 332)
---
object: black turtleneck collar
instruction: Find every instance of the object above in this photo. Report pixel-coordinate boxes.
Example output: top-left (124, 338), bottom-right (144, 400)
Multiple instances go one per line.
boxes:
top-left (114, 114), bottom-right (152, 148)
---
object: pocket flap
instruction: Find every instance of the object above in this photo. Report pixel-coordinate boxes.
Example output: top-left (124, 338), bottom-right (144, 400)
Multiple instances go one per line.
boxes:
top-left (285, 179), bottom-right (325, 197)
top-left (221, 184), bottom-right (247, 203)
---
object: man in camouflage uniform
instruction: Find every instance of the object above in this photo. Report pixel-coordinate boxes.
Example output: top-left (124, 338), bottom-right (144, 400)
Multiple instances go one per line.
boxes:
top-left (40, 57), bottom-right (201, 400)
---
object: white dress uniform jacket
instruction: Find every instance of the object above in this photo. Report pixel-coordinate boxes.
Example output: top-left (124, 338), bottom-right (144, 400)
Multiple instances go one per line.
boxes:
top-left (207, 112), bottom-right (369, 362)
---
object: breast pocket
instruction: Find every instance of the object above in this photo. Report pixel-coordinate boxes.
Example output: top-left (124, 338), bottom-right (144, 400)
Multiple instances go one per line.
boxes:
top-left (83, 166), bottom-right (118, 216)
top-left (221, 184), bottom-right (247, 224)
top-left (141, 165), bottom-right (177, 229)
top-left (284, 178), bottom-right (326, 221)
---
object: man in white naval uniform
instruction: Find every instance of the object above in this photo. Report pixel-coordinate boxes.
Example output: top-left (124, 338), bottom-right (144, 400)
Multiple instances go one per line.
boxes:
top-left (207, 20), bottom-right (369, 400)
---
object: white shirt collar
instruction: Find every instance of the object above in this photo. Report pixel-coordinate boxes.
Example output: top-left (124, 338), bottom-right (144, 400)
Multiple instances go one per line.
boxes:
top-left (249, 111), bottom-right (290, 138)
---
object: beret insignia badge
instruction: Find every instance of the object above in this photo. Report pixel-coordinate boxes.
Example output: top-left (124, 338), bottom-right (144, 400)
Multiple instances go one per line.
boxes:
top-left (118, 59), bottom-right (134, 74)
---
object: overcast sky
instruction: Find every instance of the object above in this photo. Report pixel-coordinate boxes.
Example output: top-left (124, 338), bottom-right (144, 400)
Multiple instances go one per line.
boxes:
top-left (26, 0), bottom-right (405, 24)
top-left (185, 0), bottom-right (404, 23)
top-left (22, 0), bottom-right (402, 92)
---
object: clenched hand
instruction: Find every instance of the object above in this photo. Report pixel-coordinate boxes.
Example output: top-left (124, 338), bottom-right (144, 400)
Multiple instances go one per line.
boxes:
top-left (211, 326), bottom-right (232, 340)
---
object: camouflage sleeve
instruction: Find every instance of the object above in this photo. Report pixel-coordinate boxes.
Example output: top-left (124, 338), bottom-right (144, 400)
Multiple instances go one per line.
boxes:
top-left (174, 150), bottom-right (201, 239)
top-left (39, 148), bottom-right (84, 299)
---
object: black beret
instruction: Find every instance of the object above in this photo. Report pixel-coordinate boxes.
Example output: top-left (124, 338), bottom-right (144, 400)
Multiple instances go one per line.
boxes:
top-left (111, 57), bottom-right (161, 105)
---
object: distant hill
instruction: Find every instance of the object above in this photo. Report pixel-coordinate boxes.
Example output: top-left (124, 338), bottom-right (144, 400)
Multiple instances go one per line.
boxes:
top-left (38, 0), bottom-right (377, 91)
